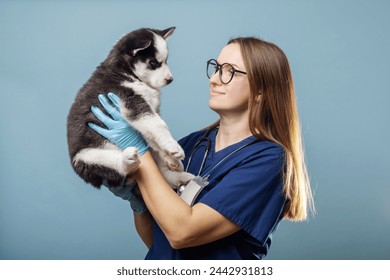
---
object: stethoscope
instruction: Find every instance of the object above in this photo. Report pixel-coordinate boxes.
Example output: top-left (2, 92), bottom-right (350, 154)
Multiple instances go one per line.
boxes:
top-left (178, 126), bottom-right (258, 205)
top-left (184, 127), bottom-right (214, 176)
top-left (177, 127), bottom-right (214, 203)
top-left (185, 126), bottom-right (258, 176)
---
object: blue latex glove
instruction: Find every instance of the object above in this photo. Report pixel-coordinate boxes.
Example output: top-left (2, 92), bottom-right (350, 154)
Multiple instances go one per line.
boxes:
top-left (102, 179), bottom-right (147, 214)
top-left (88, 92), bottom-right (149, 154)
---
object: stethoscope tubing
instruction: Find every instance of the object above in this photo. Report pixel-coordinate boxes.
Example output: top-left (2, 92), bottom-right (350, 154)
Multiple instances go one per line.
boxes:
top-left (185, 130), bottom-right (212, 175)
top-left (185, 127), bottom-right (257, 177)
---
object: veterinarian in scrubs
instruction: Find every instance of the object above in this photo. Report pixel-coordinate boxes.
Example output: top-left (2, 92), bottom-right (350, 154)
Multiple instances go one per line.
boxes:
top-left (89, 37), bottom-right (314, 259)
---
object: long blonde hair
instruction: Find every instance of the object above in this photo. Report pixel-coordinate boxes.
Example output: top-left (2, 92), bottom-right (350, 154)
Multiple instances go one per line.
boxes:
top-left (227, 37), bottom-right (314, 221)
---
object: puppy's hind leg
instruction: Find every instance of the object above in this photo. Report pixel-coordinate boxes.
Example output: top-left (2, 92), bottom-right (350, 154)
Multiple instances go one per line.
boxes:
top-left (72, 145), bottom-right (140, 187)
top-left (151, 150), bottom-right (194, 189)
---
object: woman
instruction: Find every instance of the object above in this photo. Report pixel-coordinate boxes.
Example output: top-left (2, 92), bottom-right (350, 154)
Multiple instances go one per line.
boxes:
top-left (89, 37), bottom-right (314, 259)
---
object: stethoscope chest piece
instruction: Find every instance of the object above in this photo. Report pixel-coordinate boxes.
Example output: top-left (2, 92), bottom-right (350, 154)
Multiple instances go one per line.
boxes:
top-left (177, 175), bottom-right (209, 206)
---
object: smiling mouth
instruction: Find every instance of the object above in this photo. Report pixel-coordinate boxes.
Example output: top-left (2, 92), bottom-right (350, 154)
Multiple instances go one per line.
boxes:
top-left (210, 90), bottom-right (225, 95)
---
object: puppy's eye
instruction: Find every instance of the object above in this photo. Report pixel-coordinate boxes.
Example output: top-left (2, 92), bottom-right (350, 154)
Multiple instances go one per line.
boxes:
top-left (149, 59), bottom-right (161, 67)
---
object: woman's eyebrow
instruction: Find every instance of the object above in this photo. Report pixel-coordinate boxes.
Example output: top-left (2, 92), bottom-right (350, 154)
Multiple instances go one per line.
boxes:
top-left (217, 60), bottom-right (243, 69)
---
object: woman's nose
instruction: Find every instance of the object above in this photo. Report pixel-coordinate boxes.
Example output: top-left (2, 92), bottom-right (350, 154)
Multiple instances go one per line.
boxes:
top-left (209, 71), bottom-right (221, 85)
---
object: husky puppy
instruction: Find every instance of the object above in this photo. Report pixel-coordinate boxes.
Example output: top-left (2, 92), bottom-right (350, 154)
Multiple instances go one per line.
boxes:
top-left (67, 27), bottom-right (192, 188)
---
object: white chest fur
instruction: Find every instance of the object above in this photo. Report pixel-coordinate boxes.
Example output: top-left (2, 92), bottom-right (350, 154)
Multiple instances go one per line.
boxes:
top-left (120, 80), bottom-right (161, 112)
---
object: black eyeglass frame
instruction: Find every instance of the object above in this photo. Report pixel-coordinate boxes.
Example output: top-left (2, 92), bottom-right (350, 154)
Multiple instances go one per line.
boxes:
top-left (206, 59), bottom-right (247, 84)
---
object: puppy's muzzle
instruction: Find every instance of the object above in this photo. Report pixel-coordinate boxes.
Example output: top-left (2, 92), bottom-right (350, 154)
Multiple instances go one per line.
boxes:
top-left (166, 77), bottom-right (173, 85)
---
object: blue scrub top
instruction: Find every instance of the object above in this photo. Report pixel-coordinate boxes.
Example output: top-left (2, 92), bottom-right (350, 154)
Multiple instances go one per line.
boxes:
top-left (145, 127), bottom-right (287, 260)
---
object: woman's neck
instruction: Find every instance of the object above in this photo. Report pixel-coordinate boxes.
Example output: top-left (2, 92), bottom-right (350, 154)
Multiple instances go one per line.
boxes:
top-left (215, 115), bottom-right (252, 152)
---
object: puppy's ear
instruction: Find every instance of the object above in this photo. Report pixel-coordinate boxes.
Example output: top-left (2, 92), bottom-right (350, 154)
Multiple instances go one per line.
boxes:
top-left (161, 26), bottom-right (175, 41)
top-left (131, 40), bottom-right (152, 56)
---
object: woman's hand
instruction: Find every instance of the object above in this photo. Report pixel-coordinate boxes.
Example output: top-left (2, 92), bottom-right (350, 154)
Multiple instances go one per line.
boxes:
top-left (102, 180), bottom-right (148, 214)
top-left (88, 92), bottom-right (149, 154)
top-left (88, 92), bottom-right (149, 214)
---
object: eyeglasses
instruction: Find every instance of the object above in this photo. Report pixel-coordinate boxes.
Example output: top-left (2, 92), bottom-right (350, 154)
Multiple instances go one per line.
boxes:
top-left (206, 59), bottom-right (247, 84)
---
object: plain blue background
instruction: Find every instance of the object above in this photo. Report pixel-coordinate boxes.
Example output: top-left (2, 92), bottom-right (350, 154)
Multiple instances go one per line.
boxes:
top-left (1, 0), bottom-right (389, 260)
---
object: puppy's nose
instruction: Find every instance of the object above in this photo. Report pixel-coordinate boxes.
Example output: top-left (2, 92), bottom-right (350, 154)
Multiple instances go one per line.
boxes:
top-left (166, 77), bottom-right (173, 84)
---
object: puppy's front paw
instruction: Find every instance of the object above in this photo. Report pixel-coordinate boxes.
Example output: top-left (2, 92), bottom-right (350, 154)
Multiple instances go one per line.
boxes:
top-left (164, 156), bottom-right (184, 172)
top-left (161, 140), bottom-right (185, 161)
top-left (121, 147), bottom-right (140, 174)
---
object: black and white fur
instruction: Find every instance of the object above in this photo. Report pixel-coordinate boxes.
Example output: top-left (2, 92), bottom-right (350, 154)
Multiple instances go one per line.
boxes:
top-left (67, 27), bottom-right (193, 188)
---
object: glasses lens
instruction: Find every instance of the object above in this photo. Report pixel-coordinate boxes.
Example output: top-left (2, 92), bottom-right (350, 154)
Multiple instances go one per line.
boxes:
top-left (220, 63), bottom-right (234, 84)
top-left (207, 60), bottom-right (218, 79)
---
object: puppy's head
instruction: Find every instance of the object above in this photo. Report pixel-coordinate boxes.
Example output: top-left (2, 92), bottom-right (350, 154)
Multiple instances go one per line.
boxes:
top-left (109, 27), bottom-right (175, 89)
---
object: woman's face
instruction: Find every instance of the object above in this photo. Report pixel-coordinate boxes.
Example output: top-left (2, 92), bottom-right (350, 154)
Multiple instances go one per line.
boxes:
top-left (208, 43), bottom-right (251, 117)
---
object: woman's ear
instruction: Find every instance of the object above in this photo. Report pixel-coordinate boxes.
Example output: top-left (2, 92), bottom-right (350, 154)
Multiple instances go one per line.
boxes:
top-left (255, 93), bottom-right (262, 103)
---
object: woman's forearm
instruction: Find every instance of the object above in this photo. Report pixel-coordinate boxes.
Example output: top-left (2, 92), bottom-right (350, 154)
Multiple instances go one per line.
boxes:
top-left (134, 151), bottom-right (239, 249)
top-left (134, 152), bottom-right (194, 243)
top-left (134, 210), bottom-right (153, 248)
